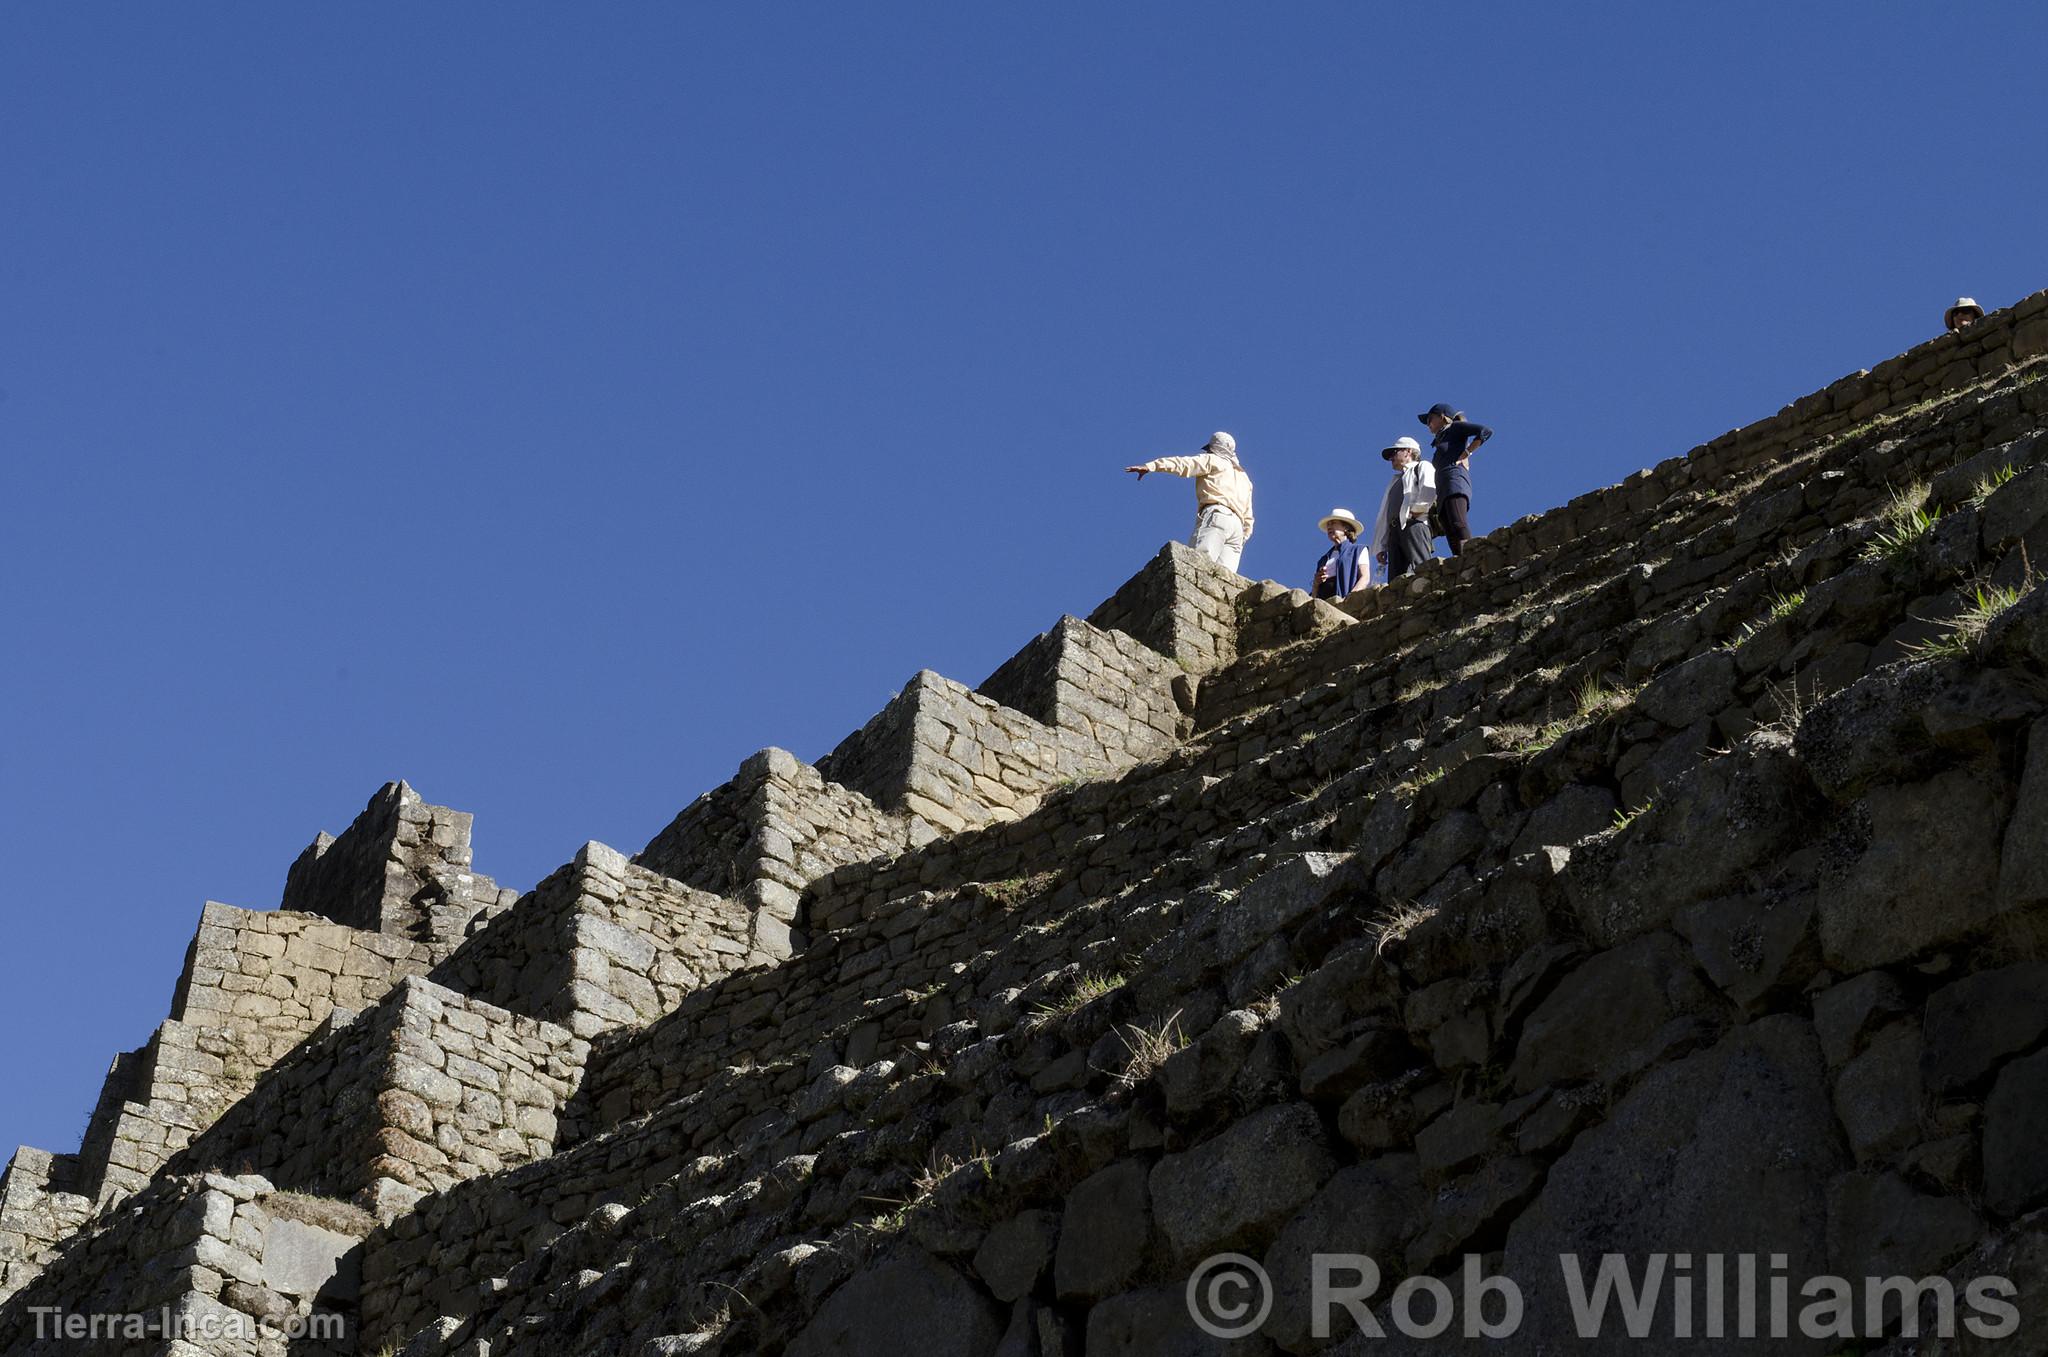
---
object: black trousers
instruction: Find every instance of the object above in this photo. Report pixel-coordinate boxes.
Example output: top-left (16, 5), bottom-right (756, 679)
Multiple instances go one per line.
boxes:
top-left (1440, 493), bottom-right (1472, 555)
top-left (1386, 519), bottom-right (1434, 578)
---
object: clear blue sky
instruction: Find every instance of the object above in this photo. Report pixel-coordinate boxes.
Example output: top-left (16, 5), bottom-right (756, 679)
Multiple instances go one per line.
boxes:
top-left (3, 6), bottom-right (2042, 1158)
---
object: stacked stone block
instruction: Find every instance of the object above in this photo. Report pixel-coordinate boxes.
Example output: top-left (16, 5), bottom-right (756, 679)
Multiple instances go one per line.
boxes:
top-left (976, 614), bottom-right (1191, 768)
top-left (0, 1149), bottom-right (91, 1304)
top-left (0, 1171), bottom-right (368, 1357)
top-left (818, 670), bottom-right (1105, 834)
top-left (170, 903), bottom-right (440, 1071)
top-left (162, 978), bottom-right (585, 1218)
top-left (432, 841), bottom-right (767, 1038)
top-left (636, 746), bottom-right (917, 958)
top-left (1084, 539), bottom-right (1246, 673)
top-left (1232, 578), bottom-right (1355, 654)
top-left (72, 902), bottom-right (448, 1210)
top-left (282, 781), bottom-right (512, 953)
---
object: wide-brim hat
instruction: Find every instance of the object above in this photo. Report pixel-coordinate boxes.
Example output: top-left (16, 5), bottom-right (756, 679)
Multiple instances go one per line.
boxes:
top-left (1945, 297), bottom-right (1984, 329)
top-left (1381, 436), bottom-right (1422, 461)
top-left (1318, 507), bottom-right (1364, 536)
top-left (1417, 402), bottom-right (1458, 427)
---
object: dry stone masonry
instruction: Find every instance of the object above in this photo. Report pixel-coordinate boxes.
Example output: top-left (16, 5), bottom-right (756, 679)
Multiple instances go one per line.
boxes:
top-left (7, 289), bottom-right (2048, 1353)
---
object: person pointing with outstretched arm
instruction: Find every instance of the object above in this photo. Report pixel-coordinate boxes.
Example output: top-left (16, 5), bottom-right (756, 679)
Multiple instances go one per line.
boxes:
top-left (1125, 431), bottom-right (1255, 574)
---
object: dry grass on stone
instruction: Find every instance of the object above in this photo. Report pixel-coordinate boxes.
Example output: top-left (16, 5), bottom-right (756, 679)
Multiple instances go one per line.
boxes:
top-left (265, 1190), bottom-right (378, 1238)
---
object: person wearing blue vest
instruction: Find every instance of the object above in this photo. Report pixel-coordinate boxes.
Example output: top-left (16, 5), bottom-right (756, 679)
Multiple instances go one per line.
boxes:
top-left (1311, 507), bottom-right (1367, 602)
top-left (1419, 403), bottom-right (1493, 557)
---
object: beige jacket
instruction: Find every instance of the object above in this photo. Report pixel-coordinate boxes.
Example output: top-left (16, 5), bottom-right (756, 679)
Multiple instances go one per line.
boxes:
top-left (1139, 453), bottom-right (1255, 536)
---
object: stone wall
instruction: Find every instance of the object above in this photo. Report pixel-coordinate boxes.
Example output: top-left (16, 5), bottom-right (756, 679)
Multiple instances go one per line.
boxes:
top-left (431, 842), bottom-right (768, 1039)
top-left (169, 903), bottom-right (439, 1075)
top-left (0, 1171), bottom-right (368, 1357)
top-left (636, 747), bottom-right (916, 958)
top-left (817, 670), bottom-right (1104, 834)
top-left (281, 781), bottom-right (511, 952)
top-left (358, 1091), bottom-right (740, 1349)
top-left (1233, 578), bottom-right (1355, 655)
top-left (0, 1149), bottom-right (90, 1304)
top-left (976, 615), bottom-right (1191, 769)
top-left (162, 978), bottom-right (585, 1218)
top-left (378, 581), bottom-right (2048, 1354)
top-left (1084, 540), bottom-right (1245, 674)
top-left (70, 902), bottom-right (447, 1210)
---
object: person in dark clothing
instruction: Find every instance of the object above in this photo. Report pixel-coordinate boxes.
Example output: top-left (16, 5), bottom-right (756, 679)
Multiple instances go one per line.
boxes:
top-left (1418, 402), bottom-right (1493, 557)
top-left (1311, 508), bottom-right (1367, 602)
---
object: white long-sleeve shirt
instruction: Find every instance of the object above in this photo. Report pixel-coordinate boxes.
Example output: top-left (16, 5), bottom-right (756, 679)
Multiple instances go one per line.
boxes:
top-left (1370, 460), bottom-right (1437, 560)
top-left (1138, 453), bottom-right (1255, 536)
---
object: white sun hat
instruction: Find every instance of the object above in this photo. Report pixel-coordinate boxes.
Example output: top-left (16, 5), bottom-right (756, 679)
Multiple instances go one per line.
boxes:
top-left (1381, 436), bottom-right (1422, 461)
top-left (1945, 297), bottom-right (1984, 329)
top-left (1207, 431), bottom-right (1237, 455)
top-left (1318, 507), bottom-right (1365, 536)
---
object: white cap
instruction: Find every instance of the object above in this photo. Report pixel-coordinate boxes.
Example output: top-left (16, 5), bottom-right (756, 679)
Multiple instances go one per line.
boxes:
top-left (1381, 436), bottom-right (1422, 460)
top-left (1946, 297), bottom-right (1983, 328)
top-left (1208, 431), bottom-right (1236, 455)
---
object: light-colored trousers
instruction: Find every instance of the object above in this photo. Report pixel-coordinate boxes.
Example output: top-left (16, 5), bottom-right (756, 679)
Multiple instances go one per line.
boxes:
top-left (1191, 505), bottom-right (1248, 573)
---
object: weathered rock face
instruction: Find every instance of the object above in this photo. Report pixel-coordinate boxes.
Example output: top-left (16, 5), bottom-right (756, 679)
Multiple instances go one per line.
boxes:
top-left (784, 1248), bottom-right (1005, 1357)
top-left (1505, 1016), bottom-right (1844, 1350)
top-left (9, 290), bottom-right (2048, 1356)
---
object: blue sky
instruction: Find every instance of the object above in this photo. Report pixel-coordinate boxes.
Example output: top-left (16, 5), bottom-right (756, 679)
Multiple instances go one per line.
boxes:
top-left (3, 6), bottom-right (2043, 1158)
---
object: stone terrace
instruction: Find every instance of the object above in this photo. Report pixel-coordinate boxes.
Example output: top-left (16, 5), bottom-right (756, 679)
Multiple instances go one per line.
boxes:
top-left (5, 288), bottom-right (2048, 1354)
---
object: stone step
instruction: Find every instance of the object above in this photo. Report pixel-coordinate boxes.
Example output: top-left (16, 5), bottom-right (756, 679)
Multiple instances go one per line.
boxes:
top-left (636, 746), bottom-right (920, 941)
top-left (160, 976), bottom-right (587, 1222)
top-left (976, 613), bottom-right (1192, 767)
top-left (431, 841), bottom-right (774, 1039)
top-left (817, 669), bottom-right (1109, 834)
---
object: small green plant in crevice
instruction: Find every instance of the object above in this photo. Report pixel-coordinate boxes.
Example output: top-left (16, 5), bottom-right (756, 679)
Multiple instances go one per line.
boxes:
top-left (1510, 673), bottom-right (1635, 760)
top-left (1966, 463), bottom-right (2019, 508)
top-left (912, 1146), bottom-right (992, 1195)
top-left (1612, 801), bottom-right (1652, 832)
top-left (1763, 588), bottom-right (1808, 625)
top-left (861, 1200), bottom-right (913, 1235)
top-left (1572, 674), bottom-right (1634, 721)
top-left (980, 870), bottom-right (1058, 910)
top-left (1511, 720), bottom-right (1572, 757)
top-left (1396, 677), bottom-right (1446, 706)
top-left (1911, 580), bottom-right (2033, 661)
top-left (1112, 1011), bottom-right (1185, 1089)
top-left (1031, 970), bottom-right (1125, 1020)
top-left (1860, 483), bottom-right (1940, 563)
top-left (1736, 589), bottom-right (1808, 644)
